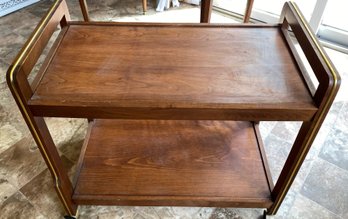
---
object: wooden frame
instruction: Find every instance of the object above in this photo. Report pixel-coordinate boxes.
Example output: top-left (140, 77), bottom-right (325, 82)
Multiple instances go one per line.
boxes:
top-left (268, 2), bottom-right (340, 214)
top-left (6, 1), bottom-right (77, 215)
top-left (6, 0), bottom-right (340, 217)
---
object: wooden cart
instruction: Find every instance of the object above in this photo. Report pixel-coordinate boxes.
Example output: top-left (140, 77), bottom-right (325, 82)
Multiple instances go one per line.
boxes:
top-left (6, 0), bottom-right (340, 218)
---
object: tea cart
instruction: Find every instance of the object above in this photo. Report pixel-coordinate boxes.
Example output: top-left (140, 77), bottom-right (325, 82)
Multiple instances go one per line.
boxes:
top-left (7, 0), bottom-right (340, 218)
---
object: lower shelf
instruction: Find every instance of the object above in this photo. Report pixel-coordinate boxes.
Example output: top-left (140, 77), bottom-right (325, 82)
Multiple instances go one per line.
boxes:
top-left (73, 120), bottom-right (273, 208)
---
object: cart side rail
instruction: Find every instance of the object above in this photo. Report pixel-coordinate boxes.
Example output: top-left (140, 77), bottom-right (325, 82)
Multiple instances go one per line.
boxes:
top-left (6, 0), bottom-right (77, 216)
top-left (279, 1), bottom-right (340, 106)
top-left (269, 1), bottom-right (341, 215)
top-left (7, 0), bottom-right (70, 96)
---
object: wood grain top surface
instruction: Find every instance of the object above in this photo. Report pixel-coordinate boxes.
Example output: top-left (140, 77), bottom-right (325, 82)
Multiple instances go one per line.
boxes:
top-left (73, 119), bottom-right (272, 207)
top-left (30, 24), bottom-right (316, 116)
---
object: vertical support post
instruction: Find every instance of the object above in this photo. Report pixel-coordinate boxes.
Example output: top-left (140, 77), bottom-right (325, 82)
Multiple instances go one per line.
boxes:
top-left (79, 0), bottom-right (90, 21)
top-left (200, 0), bottom-right (213, 23)
top-left (7, 69), bottom-right (78, 218)
top-left (268, 121), bottom-right (315, 214)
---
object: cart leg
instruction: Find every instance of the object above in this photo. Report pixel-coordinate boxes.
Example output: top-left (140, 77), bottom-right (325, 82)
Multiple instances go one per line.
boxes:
top-left (6, 0), bottom-right (79, 216)
top-left (7, 91), bottom-right (78, 215)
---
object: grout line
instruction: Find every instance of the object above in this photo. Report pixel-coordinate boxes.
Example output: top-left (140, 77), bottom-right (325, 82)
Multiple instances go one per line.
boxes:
top-left (16, 190), bottom-right (50, 218)
top-left (299, 192), bottom-right (343, 219)
top-left (317, 156), bottom-right (348, 174)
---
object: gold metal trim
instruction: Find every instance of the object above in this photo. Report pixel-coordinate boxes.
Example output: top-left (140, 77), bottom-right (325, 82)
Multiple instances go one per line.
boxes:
top-left (270, 1), bottom-right (339, 214)
top-left (8, 0), bottom-right (75, 216)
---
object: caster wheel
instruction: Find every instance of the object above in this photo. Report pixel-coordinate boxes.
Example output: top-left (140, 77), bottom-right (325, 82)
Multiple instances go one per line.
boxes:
top-left (64, 216), bottom-right (76, 219)
top-left (263, 210), bottom-right (267, 219)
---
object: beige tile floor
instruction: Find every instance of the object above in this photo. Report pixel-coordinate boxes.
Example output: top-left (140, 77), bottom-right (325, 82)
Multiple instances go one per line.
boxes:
top-left (0, 0), bottom-right (347, 218)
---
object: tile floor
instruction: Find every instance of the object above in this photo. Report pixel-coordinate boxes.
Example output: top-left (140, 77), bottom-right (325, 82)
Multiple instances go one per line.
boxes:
top-left (0, 0), bottom-right (347, 218)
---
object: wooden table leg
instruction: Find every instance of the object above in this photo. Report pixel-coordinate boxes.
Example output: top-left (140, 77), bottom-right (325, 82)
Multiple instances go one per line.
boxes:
top-left (142, 0), bottom-right (147, 14)
top-left (200, 0), bottom-right (213, 23)
top-left (243, 0), bottom-right (254, 23)
top-left (79, 0), bottom-right (90, 21)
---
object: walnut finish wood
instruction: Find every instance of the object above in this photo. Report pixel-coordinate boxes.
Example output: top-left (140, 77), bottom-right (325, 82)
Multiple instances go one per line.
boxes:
top-left (29, 24), bottom-right (316, 121)
top-left (6, 0), bottom-right (77, 216)
top-left (7, 1), bottom-right (341, 217)
top-left (73, 119), bottom-right (273, 208)
top-left (73, 121), bottom-right (93, 188)
top-left (31, 25), bottom-right (69, 91)
top-left (29, 106), bottom-right (317, 121)
top-left (268, 2), bottom-right (341, 215)
top-left (254, 122), bottom-right (274, 191)
top-left (21, 0), bottom-right (70, 78)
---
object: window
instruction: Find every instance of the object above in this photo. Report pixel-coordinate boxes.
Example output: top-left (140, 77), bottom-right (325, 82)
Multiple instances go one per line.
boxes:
top-left (317, 0), bottom-right (348, 47)
top-left (213, 0), bottom-right (348, 48)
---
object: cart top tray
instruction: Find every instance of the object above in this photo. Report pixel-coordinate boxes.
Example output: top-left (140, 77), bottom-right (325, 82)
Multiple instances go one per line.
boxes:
top-left (28, 23), bottom-right (317, 120)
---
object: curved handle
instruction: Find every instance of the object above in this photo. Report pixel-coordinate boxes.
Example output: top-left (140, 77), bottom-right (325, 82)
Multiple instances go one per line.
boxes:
top-left (270, 2), bottom-right (341, 215)
top-left (7, 0), bottom-right (70, 91)
top-left (6, 0), bottom-right (77, 216)
top-left (280, 1), bottom-right (340, 106)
